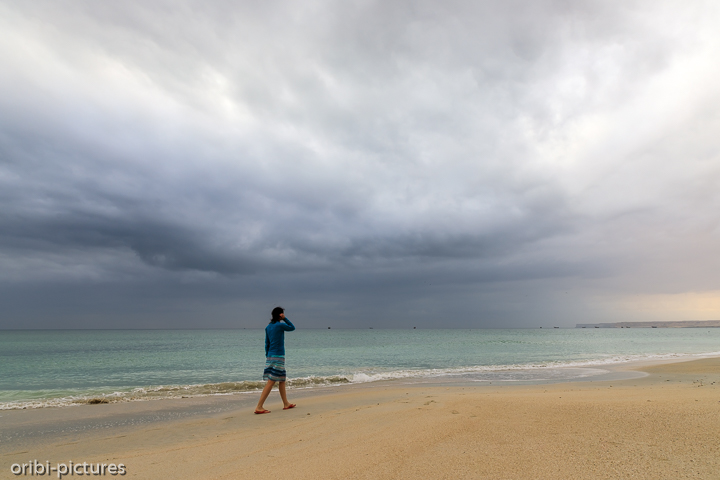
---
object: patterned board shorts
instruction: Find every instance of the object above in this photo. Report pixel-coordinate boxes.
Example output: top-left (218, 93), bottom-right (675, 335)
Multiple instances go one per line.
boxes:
top-left (263, 356), bottom-right (286, 382)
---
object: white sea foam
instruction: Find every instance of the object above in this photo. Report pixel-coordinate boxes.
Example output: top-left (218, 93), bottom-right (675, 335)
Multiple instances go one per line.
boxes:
top-left (345, 350), bottom-right (720, 383)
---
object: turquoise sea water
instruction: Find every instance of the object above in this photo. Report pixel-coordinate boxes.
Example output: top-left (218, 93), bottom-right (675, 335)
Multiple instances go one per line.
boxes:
top-left (1, 328), bottom-right (719, 409)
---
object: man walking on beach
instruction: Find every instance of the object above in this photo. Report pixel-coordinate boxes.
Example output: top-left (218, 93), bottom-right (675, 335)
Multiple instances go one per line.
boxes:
top-left (255, 307), bottom-right (296, 414)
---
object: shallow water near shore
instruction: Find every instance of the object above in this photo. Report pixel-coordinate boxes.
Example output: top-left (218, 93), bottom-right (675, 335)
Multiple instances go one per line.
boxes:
top-left (2, 328), bottom-right (719, 409)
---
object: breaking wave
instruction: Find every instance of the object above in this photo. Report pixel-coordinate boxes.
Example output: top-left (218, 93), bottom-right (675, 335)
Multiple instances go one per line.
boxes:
top-left (2, 350), bottom-right (718, 410)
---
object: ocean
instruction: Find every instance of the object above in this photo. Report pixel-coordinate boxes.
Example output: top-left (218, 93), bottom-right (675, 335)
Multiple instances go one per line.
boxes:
top-left (2, 328), bottom-right (719, 410)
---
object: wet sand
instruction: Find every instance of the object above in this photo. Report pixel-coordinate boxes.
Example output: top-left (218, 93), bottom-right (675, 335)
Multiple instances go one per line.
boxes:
top-left (3, 357), bottom-right (719, 479)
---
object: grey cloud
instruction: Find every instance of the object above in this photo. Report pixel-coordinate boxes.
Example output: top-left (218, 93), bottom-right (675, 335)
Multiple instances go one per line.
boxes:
top-left (1, 0), bottom-right (719, 327)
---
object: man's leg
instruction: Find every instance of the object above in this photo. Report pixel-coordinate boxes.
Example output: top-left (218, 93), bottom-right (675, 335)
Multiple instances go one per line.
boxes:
top-left (278, 381), bottom-right (294, 408)
top-left (255, 380), bottom-right (275, 412)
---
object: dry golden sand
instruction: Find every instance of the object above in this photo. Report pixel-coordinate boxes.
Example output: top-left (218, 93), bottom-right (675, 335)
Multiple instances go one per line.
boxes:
top-left (4, 358), bottom-right (720, 479)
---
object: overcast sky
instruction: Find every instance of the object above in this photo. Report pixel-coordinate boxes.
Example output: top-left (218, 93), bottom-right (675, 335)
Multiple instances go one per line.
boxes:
top-left (1, 0), bottom-right (719, 329)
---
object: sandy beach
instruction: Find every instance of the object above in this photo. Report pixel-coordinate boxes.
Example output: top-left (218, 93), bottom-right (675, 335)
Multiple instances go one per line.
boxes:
top-left (3, 357), bottom-right (719, 479)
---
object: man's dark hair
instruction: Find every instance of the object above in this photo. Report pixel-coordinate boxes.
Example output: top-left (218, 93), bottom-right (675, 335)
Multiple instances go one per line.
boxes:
top-left (271, 306), bottom-right (284, 323)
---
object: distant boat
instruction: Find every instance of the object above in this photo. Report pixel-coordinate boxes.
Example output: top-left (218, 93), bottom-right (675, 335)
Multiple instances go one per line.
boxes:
top-left (554, 326), bottom-right (559, 329)
top-left (652, 326), bottom-right (657, 328)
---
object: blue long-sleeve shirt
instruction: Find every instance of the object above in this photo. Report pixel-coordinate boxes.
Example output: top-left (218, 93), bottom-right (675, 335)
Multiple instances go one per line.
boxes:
top-left (265, 317), bottom-right (295, 357)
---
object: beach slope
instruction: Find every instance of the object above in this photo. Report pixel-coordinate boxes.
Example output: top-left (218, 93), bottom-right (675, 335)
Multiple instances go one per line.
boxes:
top-left (3, 358), bottom-right (719, 479)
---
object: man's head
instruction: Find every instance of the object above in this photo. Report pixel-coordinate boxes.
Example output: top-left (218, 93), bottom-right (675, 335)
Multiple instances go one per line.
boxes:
top-left (271, 306), bottom-right (285, 323)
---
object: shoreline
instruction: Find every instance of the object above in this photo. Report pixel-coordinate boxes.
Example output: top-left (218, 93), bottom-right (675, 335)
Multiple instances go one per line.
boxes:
top-left (3, 356), bottom-right (720, 479)
top-left (4, 350), bottom-right (719, 411)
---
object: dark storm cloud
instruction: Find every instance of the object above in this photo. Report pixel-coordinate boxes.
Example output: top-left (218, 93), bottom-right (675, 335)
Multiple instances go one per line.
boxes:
top-left (1, 0), bottom-right (719, 327)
